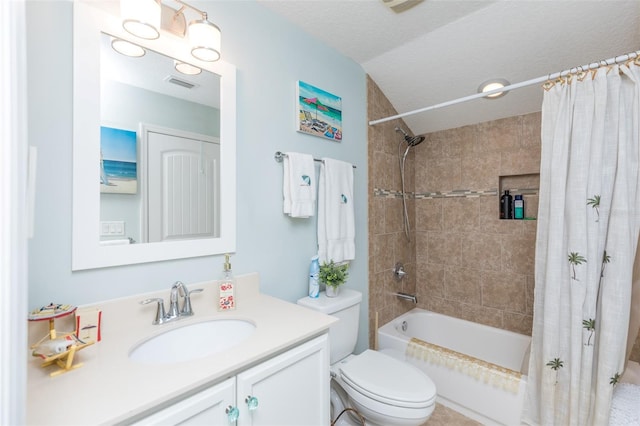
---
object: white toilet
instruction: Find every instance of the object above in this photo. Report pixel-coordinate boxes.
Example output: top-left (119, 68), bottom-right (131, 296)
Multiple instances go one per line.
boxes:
top-left (298, 289), bottom-right (436, 426)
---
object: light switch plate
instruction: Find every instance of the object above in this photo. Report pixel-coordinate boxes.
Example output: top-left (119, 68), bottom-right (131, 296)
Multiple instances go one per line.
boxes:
top-left (100, 221), bottom-right (125, 236)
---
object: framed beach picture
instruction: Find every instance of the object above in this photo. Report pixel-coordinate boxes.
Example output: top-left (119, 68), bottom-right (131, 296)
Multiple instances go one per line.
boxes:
top-left (100, 126), bottom-right (138, 194)
top-left (297, 81), bottom-right (342, 141)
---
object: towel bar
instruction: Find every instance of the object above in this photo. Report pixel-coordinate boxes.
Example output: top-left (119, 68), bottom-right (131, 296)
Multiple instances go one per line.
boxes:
top-left (274, 151), bottom-right (356, 169)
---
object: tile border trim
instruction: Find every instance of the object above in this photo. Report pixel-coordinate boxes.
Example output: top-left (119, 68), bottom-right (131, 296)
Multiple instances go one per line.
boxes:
top-left (373, 188), bottom-right (538, 199)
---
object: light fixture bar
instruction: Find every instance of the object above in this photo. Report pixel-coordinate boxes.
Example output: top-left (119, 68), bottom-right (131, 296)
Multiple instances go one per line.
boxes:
top-left (120, 0), bottom-right (221, 62)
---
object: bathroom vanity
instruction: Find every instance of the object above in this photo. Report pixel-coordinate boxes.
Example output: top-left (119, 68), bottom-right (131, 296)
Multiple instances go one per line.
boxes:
top-left (26, 273), bottom-right (335, 425)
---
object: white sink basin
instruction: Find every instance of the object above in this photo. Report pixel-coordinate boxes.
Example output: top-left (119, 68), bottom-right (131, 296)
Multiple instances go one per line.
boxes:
top-left (129, 319), bottom-right (256, 364)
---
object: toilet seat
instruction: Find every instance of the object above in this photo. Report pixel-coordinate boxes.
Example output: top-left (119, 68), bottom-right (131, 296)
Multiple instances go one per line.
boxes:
top-left (339, 350), bottom-right (436, 409)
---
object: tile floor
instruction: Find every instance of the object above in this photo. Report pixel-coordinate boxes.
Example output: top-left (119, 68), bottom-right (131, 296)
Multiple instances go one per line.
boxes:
top-left (423, 403), bottom-right (482, 425)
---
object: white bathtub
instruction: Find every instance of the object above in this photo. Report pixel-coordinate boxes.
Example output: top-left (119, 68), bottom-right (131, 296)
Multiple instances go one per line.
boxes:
top-left (378, 308), bottom-right (531, 425)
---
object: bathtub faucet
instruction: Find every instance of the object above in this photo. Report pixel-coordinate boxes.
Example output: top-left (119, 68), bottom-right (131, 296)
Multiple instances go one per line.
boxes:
top-left (395, 292), bottom-right (417, 304)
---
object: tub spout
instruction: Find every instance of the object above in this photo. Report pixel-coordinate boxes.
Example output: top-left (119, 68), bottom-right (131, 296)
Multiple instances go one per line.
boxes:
top-left (395, 292), bottom-right (417, 304)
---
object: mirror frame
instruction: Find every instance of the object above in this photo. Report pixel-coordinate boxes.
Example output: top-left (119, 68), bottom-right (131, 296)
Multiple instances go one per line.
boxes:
top-left (72, 1), bottom-right (236, 270)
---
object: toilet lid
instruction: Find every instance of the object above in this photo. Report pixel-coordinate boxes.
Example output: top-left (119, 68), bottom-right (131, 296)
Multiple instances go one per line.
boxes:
top-left (339, 350), bottom-right (436, 408)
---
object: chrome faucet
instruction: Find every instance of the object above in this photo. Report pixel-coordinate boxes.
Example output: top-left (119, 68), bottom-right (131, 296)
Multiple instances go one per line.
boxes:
top-left (140, 281), bottom-right (203, 325)
top-left (394, 262), bottom-right (407, 281)
top-left (167, 281), bottom-right (186, 320)
top-left (395, 292), bottom-right (418, 304)
top-left (177, 281), bottom-right (203, 317)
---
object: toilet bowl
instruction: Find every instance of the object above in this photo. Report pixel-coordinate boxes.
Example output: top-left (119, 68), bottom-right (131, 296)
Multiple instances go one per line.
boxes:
top-left (297, 289), bottom-right (437, 426)
top-left (332, 351), bottom-right (436, 425)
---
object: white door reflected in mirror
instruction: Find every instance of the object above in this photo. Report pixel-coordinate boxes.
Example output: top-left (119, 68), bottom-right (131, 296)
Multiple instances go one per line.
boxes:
top-left (146, 128), bottom-right (220, 242)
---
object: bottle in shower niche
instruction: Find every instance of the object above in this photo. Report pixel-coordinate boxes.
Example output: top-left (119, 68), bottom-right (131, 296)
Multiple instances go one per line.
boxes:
top-left (500, 190), bottom-right (513, 219)
top-left (309, 255), bottom-right (320, 298)
top-left (514, 195), bottom-right (524, 219)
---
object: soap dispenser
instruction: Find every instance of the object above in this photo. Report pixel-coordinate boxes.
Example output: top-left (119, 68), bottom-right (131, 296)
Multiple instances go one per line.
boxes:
top-left (218, 253), bottom-right (236, 311)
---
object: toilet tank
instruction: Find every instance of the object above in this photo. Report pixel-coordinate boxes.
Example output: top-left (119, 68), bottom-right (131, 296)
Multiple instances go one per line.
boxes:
top-left (297, 289), bottom-right (362, 364)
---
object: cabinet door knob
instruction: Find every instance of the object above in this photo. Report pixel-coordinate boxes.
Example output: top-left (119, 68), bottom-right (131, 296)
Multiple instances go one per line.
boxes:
top-left (225, 405), bottom-right (239, 423)
top-left (245, 395), bottom-right (259, 411)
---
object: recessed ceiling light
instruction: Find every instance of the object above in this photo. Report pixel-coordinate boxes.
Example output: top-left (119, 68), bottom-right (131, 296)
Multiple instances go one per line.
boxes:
top-left (478, 78), bottom-right (510, 99)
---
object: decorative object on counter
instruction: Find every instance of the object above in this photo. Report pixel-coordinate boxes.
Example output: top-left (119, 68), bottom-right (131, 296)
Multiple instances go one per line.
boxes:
top-left (219, 253), bottom-right (236, 310)
top-left (500, 190), bottom-right (513, 219)
top-left (282, 151), bottom-right (316, 218)
top-left (309, 255), bottom-right (320, 298)
top-left (296, 81), bottom-right (342, 141)
top-left (28, 303), bottom-right (95, 377)
top-left (75, 307), bottom-right (102, 343)
top-left (319, 260), bottom-right (349, 297)
top-left (514, 194), bottom-right (524, 219)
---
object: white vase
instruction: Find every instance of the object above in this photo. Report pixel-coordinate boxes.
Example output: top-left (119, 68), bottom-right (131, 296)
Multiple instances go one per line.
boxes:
top-left (326, 286), bottom-right (340, 297)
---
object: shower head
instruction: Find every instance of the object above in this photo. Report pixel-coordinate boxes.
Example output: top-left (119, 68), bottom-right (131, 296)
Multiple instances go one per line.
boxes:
top-left (395, 127), bottom-right (425, 147)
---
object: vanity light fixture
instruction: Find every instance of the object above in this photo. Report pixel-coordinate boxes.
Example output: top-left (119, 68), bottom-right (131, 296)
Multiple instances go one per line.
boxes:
top-left (120, 0), bottom-right (161, 40)
top-left (188, 17), bottom-right (221, 62)
top-left (174, 60), bottom-right (202, 76)
top-left (478, 78), bottom-right (510, 99)
top-left (120, 0), bottom-right (221, 62)
top-left (111, 38), bottom-right (146, 57)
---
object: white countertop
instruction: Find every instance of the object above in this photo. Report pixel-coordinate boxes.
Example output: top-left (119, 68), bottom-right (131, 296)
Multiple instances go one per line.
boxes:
top-left (26, 273), bottom-right (336, 425)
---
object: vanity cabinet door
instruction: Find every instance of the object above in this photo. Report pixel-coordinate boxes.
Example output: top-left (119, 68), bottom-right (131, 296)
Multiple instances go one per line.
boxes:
top-left (132, 377), bottom-right (236, 426)
top-left (236, 334), bottom-right (329, 426)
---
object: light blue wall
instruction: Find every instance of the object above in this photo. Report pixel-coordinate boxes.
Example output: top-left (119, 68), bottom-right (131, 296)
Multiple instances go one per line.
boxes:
top-left (26, 1), bottom-right (369, 352)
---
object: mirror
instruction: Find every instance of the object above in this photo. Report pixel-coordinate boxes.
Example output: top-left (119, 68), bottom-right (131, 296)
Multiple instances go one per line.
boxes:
top-left (72, 1), bottom-right (236, 270)
top-left (99, 33), bottom-right (221, 244)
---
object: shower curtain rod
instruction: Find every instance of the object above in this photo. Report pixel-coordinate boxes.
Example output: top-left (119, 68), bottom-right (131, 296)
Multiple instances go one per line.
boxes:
top-left (368, 50), bottom-right (640, 126)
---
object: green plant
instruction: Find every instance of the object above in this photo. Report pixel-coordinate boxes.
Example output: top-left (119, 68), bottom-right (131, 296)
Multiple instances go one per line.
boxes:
top-left (319, 260), bottom-right (349, 288)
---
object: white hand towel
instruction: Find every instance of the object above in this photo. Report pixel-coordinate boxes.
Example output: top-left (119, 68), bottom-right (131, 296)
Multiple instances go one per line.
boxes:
top-left (283, 152), bottom-right (315, 218)
top-left (317, 158), bottom-right (355, 264)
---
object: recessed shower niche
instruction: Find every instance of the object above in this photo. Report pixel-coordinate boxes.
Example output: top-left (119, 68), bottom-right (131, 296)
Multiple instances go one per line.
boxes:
top-left (498, 173), bottom-right (540, 219)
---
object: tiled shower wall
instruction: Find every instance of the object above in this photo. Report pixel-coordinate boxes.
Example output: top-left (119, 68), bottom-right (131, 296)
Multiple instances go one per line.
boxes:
top-left (367, 76), bottom-right (417, 346)
top-left (367, 74), bottom-right (541, 345)
top-left (367, 76), bottom-right (640, 360)
top-left (413, 113), bottom-right (541, 335)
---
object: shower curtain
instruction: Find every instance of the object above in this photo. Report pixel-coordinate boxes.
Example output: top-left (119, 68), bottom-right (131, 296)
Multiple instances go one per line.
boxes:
top-left (524, 62), bottom-right (640, 425)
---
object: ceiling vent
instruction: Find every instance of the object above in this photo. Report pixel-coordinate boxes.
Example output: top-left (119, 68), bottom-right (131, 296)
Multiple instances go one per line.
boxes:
top-left (381, 0), bottom-right (424, 13)
top-left (164, 75), bottom-right (198, 89)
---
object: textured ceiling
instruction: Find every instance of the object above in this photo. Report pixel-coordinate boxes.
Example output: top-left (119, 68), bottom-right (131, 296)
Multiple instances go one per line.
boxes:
top-left (259, 0), bottom-right (640, 135)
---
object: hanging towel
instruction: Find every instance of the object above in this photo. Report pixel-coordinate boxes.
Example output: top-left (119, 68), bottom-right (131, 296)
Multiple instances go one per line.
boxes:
top-left (282, 152), bottom-right (315, 218)
top-left (317, 158), bottom-right (355, 264)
